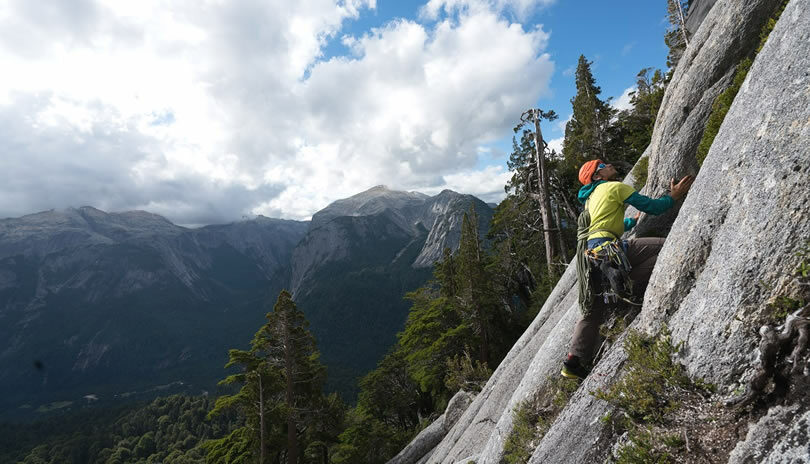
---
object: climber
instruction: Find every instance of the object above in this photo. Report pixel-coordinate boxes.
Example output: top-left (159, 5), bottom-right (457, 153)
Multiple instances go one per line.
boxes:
top-left (561, 160), bottom-right (695, 380)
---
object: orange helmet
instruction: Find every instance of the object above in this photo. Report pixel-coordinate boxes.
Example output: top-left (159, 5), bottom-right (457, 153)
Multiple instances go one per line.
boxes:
top-left (578, 159), bottom-right (603, 185)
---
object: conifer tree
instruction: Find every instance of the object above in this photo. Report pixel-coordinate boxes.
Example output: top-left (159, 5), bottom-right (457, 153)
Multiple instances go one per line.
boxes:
top-left (608, 68), bottom-right (667, 163)
top-left (398, 285), bottom-right (466, 398)
top-left (208, 290), bottom-right (326, 464)
top-left (562, 55), bottom-right (614, 168)
top-left (456, 204), bottom-right (497, 366)
top-left (207, 345), bottom-right (283, 463)
top-left (260, 290), bottom-right (325, 464)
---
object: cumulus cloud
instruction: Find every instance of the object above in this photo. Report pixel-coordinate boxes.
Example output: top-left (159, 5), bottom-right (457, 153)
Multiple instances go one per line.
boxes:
top-left (546, 136), bottom-right (564, 155)
top-left (423, 165), bottom-right (512, 203)
top-left (611, 86), bottom-right (636, 112)
top-left (0, 0), bottom-right (554, 223)
top-left (0, 93), bottom-right (283, 226)
top-left (421, 0), bottom-right (556, 21)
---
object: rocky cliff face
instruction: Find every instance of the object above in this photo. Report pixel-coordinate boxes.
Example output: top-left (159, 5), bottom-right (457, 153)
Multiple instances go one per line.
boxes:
top-left (291, 186), bottom-right (492, 296)
top-left (396, 0), bottom-right (809, 462)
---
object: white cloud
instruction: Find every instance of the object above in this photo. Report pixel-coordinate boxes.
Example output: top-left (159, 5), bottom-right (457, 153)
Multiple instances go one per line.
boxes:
top-left (0, 0), bottom-right (554, 223)
top-left (547, 136), bottom-right (564, 155)
top-left (611, 86), bottom-right (636, 112)
top-left (422, 165), bottom-right (511, 203)
top-left (421, 0), bottom-right (556, 21)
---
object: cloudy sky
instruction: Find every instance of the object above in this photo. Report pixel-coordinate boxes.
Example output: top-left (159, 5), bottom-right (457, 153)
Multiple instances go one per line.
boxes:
top-left (0, 0), bottom-right (669, 225)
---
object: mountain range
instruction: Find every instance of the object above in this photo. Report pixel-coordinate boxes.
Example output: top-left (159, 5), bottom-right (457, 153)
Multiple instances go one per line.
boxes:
top-left (0, 186), bottom-right (492, 417)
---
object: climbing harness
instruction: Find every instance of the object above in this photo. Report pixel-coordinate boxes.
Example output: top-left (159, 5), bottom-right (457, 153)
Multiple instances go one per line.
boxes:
top-left (586, 240), bottom-right (638, 306)
top-left (576, 199), bottom-right (639, 315)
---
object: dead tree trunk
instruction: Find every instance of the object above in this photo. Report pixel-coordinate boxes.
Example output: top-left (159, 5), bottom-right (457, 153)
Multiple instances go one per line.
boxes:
top-left (555, 204), bottom-right (567, 260)
top-left (675, 0), bottom-right (689, 47)
top-left (530, 109), bottom-right (558, 275)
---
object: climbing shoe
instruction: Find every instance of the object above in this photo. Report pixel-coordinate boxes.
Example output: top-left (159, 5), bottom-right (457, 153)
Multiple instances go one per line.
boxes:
top-left (561, 356), bottom-right (589, 380)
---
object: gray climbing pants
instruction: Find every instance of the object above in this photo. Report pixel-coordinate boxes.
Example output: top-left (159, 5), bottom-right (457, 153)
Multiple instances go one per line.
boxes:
top-left (569, 237), bottom-right (666, 362)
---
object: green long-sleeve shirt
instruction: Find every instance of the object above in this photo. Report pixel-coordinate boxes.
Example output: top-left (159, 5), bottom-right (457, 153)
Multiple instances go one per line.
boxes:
top-left (577, 181), bottom-right (673, 240)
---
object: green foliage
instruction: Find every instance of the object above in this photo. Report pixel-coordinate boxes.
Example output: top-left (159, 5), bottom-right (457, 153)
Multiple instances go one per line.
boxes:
top-left (562, 55), bottom-right (615, 166)
top-left (444, 351), bottom-right (493, 394)
top-left (502, 377), bottom-right (579, 464)
top-left (610, 68), bottom-right (666, 168)
top-left (767, 295), bottom-right (805, 322)
top-left (594, 329), bottom-right (691, 423)
top-left (330, 407), bottom-right (414, 464)
top-left (696, 58), bottom-right (752, 166)
top-left (208, 290), bottom-right (330, 463)
top-left (204, 426), bottom-right (255, 464)
top-left (457, 205), bottom-right (503, 366)
top-left (614, 428), bottom-right (680, 464)
top-left (757, 0), bottom-right (790, 53)
top-left (0, 395), bottom-right (236, 464)
top-left (697, 0), bottom-right (789, 166)
top-left (594, 328), bottom-right (713, 463)
top-left (631, 155), bottom-right (649, 192)
top-left (400, 290), bottom-right (468, 397)
top-left (357, 349), bottom-right (425, 431)
top-left (794, 240), bottom-right (810, 278)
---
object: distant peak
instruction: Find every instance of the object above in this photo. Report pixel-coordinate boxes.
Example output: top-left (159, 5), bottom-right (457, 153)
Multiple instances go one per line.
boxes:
top-left (368, 185), bottom-right (389, 191)
top-left (437, 189), bottom-right (461, 196)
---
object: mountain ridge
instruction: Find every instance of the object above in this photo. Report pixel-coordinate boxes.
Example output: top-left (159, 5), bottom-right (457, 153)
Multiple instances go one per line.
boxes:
top-left (0, 187), bottom-right (494, 416)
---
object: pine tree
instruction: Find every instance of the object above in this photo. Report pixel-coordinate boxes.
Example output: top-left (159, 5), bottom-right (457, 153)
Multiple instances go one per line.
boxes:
top-left (259, 290), bottom-right (325, 464)
top-left (456, 204), bottom-right (497, 366)
top-left (207, 348), bottom-right (282, 463)
top-left (562, 55), bottom-right (615, 168)
top-left (608, 68), bottom-right (667, 164)
top-left (207, 290), bottom-right (326, 464)
top-left (398, 285), bottom-right (467, 398)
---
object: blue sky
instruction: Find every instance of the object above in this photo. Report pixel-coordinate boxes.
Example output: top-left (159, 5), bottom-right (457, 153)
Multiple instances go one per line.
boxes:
top-left (0, 0), bottom-right (672, 225)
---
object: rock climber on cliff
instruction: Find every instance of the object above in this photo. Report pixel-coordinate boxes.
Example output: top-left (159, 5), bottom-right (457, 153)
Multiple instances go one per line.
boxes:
top-left (561, 160), bottom-right (695, 380)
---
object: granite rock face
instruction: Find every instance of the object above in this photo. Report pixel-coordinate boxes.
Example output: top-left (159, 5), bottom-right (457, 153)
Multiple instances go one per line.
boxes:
top-left (387, 390), bottom-right (475, 464)
top-left (728, 406), bottom-right (810, 464)
top-left (685, 0), bottom-right (719, 35)
top-left (395, 0), bottom-right (809, 462)
top-left (631, 0), bottom-right (784, 239)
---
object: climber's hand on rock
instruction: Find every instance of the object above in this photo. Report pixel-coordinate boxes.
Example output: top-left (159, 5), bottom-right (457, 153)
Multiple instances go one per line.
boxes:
top-left (670, 175), bottom-right (695, 201)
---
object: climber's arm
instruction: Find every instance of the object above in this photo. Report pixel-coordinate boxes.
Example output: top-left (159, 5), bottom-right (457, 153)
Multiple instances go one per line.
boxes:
top-left (624, 192), bottom-right (674, 215)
